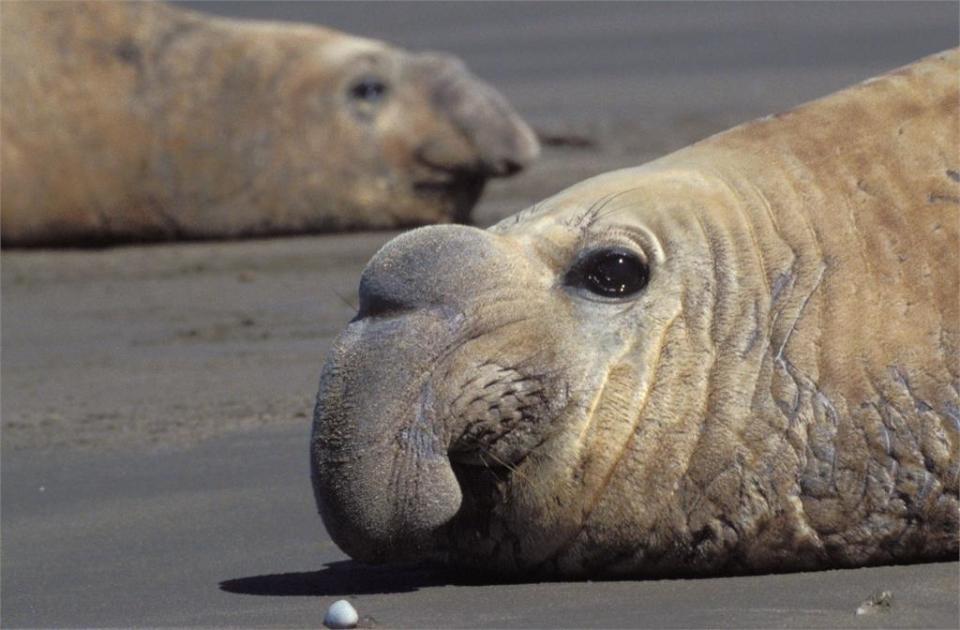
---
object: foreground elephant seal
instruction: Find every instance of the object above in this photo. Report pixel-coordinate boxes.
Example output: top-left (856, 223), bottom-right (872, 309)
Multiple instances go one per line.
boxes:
top-left (312, 50), bottom-right (959, 578)
top-left (0, 1), bottom-right (538, 246)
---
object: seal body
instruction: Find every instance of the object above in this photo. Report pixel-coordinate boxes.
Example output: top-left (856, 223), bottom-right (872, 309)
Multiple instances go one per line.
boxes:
top-left (0, 1), bottom-right (539, 245)
top-left (311, 50), bottom-right (959, 577)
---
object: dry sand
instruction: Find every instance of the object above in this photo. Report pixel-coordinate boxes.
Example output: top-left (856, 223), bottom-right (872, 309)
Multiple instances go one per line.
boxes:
top-left (2, 2), bottom-right (958, 627)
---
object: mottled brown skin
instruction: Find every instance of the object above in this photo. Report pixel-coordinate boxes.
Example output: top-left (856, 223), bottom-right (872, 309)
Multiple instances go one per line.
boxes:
top-left (0, 1), bottom-right (538, 246)
top-left (311, 50), bottom-right (959, 578)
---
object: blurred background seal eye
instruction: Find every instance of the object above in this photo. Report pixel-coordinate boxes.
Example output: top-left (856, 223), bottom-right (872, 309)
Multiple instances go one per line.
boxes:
top-left (566, 248), bottom-right (650, 299)
top-left (348, 76), bottom-right (389, 103)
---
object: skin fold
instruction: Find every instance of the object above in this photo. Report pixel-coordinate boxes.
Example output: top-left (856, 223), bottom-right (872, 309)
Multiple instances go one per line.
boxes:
top-left (312, 49), bottom-right (959, 578)
top-left (0, 1), bottom-right (539, 246)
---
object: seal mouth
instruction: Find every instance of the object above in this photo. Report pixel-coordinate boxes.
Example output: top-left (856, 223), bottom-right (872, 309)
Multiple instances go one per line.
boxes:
top-left (413, 167), bottom-right (483, 192)
top-left (441, 451), bottom-right (518, 572)
top-left (413, 176), bottom-right (466, 194)
top-left (412, 168), bottom-right (486, 223)
top-left (449, 456), bottom-right (511, 508)
top-left (447, 448), bottom-right (496, 467)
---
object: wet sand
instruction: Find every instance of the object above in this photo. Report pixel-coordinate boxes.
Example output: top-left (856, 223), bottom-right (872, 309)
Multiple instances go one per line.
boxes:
top-left (2, 2), bottom-right (958, 627)
top-left (3, 425), bottom-right (958, 628)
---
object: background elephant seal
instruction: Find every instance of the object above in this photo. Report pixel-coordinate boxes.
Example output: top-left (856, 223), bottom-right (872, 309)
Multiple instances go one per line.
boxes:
top-left (311, 49), bottom-right (959, 578)
top-left (0, 1), bottom-right (539, 246)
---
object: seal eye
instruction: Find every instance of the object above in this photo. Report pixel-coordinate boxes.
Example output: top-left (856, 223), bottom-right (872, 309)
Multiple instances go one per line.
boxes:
top-left (567, 248), bottom-right (649, 298)
top-left (349, 76), bottom-right (389, 102)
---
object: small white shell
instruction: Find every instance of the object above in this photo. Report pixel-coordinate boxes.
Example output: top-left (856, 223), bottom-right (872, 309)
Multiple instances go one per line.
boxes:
top-left (324, 599), bottom-right (359, 629)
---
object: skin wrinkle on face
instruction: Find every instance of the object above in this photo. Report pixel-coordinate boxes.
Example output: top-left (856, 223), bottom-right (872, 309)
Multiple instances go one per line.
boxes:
top-left (544, 174), bottom-right (776, 576)
top-left (510, 204), bottom-right (704, 572)
top-left (567, 310), bottom-right (684, 539)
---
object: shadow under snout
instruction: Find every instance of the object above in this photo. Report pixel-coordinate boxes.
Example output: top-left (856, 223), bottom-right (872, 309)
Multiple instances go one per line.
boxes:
top-left (219, 560), bottom-right (520, 597)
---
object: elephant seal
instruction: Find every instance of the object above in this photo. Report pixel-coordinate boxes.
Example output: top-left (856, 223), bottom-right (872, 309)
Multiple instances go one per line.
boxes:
top-left (0, 1), bottom-right (539, 246)
top-left (311, 49), bottom-right (959, 578)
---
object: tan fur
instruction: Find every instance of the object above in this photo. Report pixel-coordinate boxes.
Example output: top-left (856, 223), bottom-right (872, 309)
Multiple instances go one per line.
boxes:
top-left (0, 1), bottom-right (539, 245)
top-left (311, 50), bottom-right (959, 577)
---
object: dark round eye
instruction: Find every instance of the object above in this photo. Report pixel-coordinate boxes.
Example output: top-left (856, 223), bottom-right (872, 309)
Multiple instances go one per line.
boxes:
top-left (349, 76), bottom-right (388, 102)
top-left (566, 248), bottom-right (649, 299)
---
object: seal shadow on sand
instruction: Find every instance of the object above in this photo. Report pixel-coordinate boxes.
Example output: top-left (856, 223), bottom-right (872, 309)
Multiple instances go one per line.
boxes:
top-left (220, 558), bottom-right (957, 597)
top-left (219, 560), bottom-right (510, 596)
top-left (217, 559), bottom-right (831, 597)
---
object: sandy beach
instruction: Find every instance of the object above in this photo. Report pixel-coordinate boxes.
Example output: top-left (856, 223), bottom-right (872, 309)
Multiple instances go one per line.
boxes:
top-left (2, 2), bottom-right (958, 627)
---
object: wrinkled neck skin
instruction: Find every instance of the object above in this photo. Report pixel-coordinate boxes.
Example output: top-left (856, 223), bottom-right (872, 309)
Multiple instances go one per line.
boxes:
top-left (491, 166), bottom-right (819, 578)
top-left (311, 50), bottom-right (959, 578)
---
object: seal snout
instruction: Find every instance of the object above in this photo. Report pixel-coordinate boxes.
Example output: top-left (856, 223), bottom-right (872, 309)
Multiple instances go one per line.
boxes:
top-left (310, 312), bottom-right (464, 564)
top-left (312, 225), bottom-right (534, 564)
top-left (356, 224), bottom-right (507, 319)
top-left (420, 52), bottom-right (540, 179)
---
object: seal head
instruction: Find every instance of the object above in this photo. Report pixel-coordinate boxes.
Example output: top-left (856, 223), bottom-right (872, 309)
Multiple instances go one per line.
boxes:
top-left (310, 181), bottom-right (715, 574)
top-left (0, 1), bottom-right (540, 244)
top-left (312, 50), bottom-right (959, 578)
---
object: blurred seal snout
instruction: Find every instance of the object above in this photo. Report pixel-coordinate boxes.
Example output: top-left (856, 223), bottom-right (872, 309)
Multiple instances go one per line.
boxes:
top-left (421, 53), bottom-right (540, 178)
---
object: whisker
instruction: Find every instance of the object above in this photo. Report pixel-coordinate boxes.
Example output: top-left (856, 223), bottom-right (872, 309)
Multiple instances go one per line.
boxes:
top-left (332, 289), bottom-right (358, 314)
top-left (477, 445), bottom-right (530, 481)
top-left (567, 186), bottom-right (646, 233)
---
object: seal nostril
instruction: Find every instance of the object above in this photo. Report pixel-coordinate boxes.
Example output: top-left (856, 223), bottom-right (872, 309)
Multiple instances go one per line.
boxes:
top-left (355, 290), bottom-right (408, 320)
top-left (497, 158), bottom-right (523, 177)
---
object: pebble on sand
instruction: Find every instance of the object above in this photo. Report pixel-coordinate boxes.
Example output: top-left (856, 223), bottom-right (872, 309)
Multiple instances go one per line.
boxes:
top-left (324, 599), bottom-right (359, 629)
top-left (856, 590), bottom-right (893, 615)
